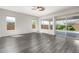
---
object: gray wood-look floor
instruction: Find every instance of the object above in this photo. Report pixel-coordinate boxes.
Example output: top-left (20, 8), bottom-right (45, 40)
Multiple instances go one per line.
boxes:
top-left (0, 32), bottom-right (79, 53)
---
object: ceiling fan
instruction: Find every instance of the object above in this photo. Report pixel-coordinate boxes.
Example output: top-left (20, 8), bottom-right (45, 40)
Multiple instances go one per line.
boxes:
top-left (32, 6), bottom-right (45, 11)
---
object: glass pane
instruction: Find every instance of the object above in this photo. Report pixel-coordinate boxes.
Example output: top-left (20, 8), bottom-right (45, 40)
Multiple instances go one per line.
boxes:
top-left (56, 20), bottom-right (66, 31)
top-left (66, 19), bottom-right (79, 38)
top-left (67, 16), bottom-right (79, 19)
top-left (41, 20), bottom-right (49, 29)
top-left (6, 16), bottom-right (15, 30)
top-left (56, 18), bottom-right (66, 37)
top-left (56, 16), bottom-right (79, 39)
top-left (32, 20), bottom-right (37, 29)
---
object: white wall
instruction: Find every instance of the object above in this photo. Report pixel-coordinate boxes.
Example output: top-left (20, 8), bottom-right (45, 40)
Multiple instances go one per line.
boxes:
top-left (0, 8), bottom-right (38, 37)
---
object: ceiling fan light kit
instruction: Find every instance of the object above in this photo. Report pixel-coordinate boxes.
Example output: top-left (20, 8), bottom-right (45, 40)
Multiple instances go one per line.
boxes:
top-left (32, 6), bottom-right (45, 11)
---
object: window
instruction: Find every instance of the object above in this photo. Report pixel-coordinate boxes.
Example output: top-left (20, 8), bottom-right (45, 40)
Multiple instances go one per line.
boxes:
top-left (6, 16), bottom-right (16, 30)
top-left (41, 20), bottom-right (49, 29)
top-left (66, 19), bottom-right (79, 32)
top-left (56, 20), bottom-right (66, 31)
top-left (32, 20), bottom-right (37, 29)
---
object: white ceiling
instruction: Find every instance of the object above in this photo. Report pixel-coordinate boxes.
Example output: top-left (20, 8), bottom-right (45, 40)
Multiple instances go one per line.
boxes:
top-left (0, 6), bottom-right (72, 17)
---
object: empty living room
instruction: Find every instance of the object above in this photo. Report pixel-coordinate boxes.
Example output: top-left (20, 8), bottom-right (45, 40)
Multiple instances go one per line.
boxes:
top-left (0, 6), bottom-right (79, 53)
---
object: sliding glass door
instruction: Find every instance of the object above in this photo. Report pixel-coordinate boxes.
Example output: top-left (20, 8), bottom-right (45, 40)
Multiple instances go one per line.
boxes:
top-left (56, 15), bottom-right (79, 39)
top-left (56, 18), bottom-right (67, 37)
top-left (66, 16), bottom-right (79, 39)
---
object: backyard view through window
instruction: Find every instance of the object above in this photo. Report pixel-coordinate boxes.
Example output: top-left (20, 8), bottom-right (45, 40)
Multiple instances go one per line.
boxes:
top-left (6, 16), bottom-right (15, 30)
top-left (41, 20), bottom-right (53, 30)
top-left (32, 20), bottom-right (37, 29)
top-left (41, 20), bottom-right (49, 29)
top-left (56, 20), bottom-right (66, 31)
top-left (56, 16), bottom-right (79, 38)
top-left (56, 19), bottom-right (79, 32)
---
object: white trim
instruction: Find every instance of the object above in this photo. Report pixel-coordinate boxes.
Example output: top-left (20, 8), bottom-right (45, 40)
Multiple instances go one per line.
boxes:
top-left (56, 30), bottom-right (79, 33)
